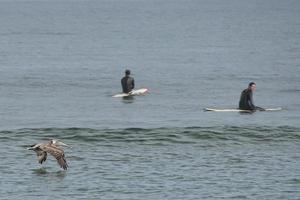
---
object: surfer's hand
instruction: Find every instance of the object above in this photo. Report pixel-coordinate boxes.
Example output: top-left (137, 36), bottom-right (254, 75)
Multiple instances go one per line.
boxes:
top-left (256, 107), bottom-right (265, 111)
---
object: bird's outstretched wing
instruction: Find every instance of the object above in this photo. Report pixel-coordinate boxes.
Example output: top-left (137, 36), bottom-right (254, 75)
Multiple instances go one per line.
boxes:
top-left (42, 145), bottom-right (68, 170)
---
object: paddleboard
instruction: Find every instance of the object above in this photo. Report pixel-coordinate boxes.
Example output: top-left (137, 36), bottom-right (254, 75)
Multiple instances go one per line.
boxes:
top-left (204, 107), bottom-right (282, 112)
top-left (113, 88), bottom-right (149, 98)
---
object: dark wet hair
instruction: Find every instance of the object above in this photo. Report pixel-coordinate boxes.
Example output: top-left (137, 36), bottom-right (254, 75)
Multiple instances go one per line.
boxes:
top-left (125, 69), bottom-right (131, 75)
top-left (248, 82), bottom-right (256, 87)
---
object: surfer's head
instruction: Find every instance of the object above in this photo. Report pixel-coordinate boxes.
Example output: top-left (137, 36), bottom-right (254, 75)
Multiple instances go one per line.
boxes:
top-left (125, 69), bottom-right (131, 75)
top-left (248, 82), bottom-right (256, 91)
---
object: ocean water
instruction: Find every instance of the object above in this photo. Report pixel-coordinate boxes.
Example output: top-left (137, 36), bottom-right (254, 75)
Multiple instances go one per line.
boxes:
top-left (0, 0), bottom-right (300, 199)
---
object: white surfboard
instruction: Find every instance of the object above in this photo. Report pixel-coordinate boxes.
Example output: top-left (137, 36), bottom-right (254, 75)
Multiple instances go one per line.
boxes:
top-left (204, 107), bottom-right (282, 112)
top-left (113, 88), bottom-right (149, 98)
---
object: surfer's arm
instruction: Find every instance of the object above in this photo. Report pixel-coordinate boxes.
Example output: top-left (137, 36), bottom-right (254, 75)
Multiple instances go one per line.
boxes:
top-left (131, 78), bottom-right (135, 90)
top-left (247, 92), bottom-right (256, 110)
top-left (248, 93), bottom-right (265, 111)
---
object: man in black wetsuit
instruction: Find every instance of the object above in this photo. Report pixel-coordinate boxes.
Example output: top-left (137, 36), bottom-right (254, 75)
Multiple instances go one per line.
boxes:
top-left (121, 69), bottom-right (135, 93)
top-left (239, 82), bottom-right (265, 111)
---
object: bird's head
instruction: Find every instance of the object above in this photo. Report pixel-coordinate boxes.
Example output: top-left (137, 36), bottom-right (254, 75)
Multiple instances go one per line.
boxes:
top-left (27, 144), bottom-right (37, 150)
top-left (50, 139), bottom-right (69, 147)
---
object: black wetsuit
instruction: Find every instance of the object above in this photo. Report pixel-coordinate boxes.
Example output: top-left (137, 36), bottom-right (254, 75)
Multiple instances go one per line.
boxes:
top-left (239, 88), bottom-right (255, 110)
top-left (121, 76), bottom-right (135, 93)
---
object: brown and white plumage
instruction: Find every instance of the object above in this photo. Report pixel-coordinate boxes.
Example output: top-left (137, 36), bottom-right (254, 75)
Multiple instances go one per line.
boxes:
top-left (28, 139), bottom-right (69, 170)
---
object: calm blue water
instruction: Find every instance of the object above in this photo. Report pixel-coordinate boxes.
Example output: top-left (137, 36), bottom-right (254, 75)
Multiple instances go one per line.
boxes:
top-left (0, 0), bottom-right (300, 199)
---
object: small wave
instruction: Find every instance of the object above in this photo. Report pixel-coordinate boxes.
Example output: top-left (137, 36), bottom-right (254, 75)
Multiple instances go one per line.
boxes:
top-left (1, 126), bottom-right (299, 145)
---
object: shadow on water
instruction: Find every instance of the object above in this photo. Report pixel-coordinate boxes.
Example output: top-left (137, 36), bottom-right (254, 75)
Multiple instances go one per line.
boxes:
top-left (239, 111), bottom-right (255, 115)
top-left (32, 168), bottom-right (67, 179)
top-left (122, 96), bottom-right (134, 104)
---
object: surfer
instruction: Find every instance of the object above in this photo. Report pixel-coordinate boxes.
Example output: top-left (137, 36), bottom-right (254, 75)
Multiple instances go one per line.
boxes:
top-left (239, 82), bottom-right (265, 111)
top-left (121, 69), bottom-right (135, 93)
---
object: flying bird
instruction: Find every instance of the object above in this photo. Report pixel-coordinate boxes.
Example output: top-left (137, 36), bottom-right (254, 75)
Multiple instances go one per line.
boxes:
top-left (28, 139), bottom-right (69, 170)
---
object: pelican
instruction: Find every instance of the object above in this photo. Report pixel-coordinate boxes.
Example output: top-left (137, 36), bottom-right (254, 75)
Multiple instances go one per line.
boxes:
top-left (28, 139), bottom-right (69, 170)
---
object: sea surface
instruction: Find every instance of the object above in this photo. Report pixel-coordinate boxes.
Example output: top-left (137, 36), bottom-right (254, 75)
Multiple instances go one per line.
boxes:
top-left (0, 0), bottom-right (299, 199)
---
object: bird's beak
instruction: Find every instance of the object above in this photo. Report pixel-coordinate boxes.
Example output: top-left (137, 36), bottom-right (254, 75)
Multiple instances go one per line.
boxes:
top-left (58, 141), bottom-right (70, 148)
